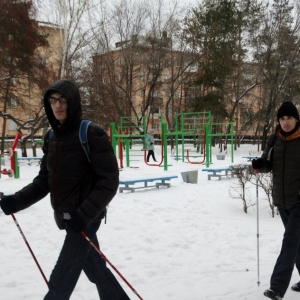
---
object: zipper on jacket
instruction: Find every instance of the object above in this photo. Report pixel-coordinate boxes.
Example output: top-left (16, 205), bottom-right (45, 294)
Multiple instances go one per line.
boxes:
top-left (282, 138), bottom-right (287, 207)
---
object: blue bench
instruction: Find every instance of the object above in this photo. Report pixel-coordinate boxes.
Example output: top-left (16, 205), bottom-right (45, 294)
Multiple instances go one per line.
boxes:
top-left (119, 176), bottom-right (178, 193)
top-left (18, 157), bottom-right (42, 165)
top-left (242, 156), bottom-right (258, 162)
top-left (202, 168), bottom-right (234, 180)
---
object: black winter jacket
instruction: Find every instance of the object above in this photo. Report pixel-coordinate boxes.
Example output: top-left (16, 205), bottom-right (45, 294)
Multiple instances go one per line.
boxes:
top-left (260, 126), bottom-right (300, 210)
top-left (12, 80), bottom-right (119, 228)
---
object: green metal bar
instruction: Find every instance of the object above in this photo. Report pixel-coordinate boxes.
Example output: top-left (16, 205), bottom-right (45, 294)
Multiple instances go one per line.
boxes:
top-left (181, 113), bottom-right (185, 162)
top-left (125, 139), bottom-right (130, 167)
top-left (162, 123), bottom-right (168, 171)
top-left (14, 151), bottom-right (20, 179)
top-left (110, 122), bottom-right (117, 156)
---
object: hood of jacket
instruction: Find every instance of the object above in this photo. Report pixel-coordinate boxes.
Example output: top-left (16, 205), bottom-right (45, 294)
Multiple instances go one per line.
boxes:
top-left (43, 79), bottom-right (82, 134)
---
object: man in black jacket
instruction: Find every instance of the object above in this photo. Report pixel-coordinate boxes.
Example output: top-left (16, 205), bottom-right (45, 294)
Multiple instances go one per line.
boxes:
top-left (252, 101), bottom-right (300, 300)
top-left (0, 80), bottom-right (130, 300)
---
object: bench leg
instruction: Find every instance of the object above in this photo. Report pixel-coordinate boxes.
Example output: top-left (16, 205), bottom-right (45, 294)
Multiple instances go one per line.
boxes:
top-left (156, 182), bottom-right (171, 188)
top-left (208, 175), bottom-right (221, 180)
top-left (119, 185), bottom-right (136, 193)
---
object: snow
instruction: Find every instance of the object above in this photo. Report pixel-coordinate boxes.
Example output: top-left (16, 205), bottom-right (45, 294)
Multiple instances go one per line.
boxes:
top-left (0, 144), bottom-right (299, 300)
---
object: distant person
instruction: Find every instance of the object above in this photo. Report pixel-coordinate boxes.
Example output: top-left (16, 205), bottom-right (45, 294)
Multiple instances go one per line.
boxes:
top-left (252, 101), bottom-right (300, 300)
top-left (145, 128), bottom-right (157, 162)
top-left (0, 79), bottom-right (130, 300)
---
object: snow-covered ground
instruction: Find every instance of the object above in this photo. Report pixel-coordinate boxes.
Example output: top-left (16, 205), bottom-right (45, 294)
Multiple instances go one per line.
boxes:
top-left (0, 144), bottom-right (298, 299)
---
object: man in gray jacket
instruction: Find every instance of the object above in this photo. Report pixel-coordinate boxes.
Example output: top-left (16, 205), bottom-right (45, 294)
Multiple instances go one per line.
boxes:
top-left (145, 128), bottom-right (157, 162)
top-left (0, 80), bottom-right (130, 300)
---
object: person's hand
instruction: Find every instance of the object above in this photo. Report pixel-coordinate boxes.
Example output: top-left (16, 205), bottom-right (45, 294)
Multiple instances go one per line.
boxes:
top-left (65, 213), bottom-right (86, 233)
top-left (0, 195), bottom-right (17, 215)
top-left (252, 158), bottom-right (264, 170)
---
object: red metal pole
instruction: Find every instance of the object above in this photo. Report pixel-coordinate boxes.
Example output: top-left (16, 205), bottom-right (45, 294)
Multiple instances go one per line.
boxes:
top-left (81, 231), bottom-right (143, 300)
top-left (11, 213), bottom-right (48, 286)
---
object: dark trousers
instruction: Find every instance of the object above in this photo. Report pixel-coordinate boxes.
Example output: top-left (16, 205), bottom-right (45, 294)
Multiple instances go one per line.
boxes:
top-left (44, 221), bottom-right (130, 300)
top-left (270, 206), bottom-right (300, 296)
top-left (147, 150), bottom-right (156, 162)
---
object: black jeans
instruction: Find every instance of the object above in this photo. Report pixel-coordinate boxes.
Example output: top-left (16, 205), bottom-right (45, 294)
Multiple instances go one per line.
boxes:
top-left (147, 150), bottom-right (156, 162)
top-left (44, 221), bottom-right (130, 300)
top-left (270, 206), bottom-right (300, 296)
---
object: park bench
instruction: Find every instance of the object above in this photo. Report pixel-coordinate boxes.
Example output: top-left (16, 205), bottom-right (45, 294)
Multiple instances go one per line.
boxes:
top-left (119, 175), bottom-right (178, 193)
top-left (18, 157), bottom-right (42, 166)
top-left (242, 156), bottom-right (258, 162)
top-left (202, 168), bottom-right (235, 181)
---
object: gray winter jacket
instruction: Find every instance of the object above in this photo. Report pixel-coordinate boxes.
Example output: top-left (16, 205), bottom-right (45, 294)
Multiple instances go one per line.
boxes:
top-left (145, 133), bottom-right (155, 150)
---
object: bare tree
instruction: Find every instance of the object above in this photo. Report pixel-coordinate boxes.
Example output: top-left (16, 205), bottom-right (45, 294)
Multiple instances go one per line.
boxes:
top-left (36, 0), bottom-right (95, 80)
top-left (0, 0), bottom-right (49, 153)
top-left (252, 0), bottom-right (300, 149)
top-left (88, 0), bottom-right (196, 130)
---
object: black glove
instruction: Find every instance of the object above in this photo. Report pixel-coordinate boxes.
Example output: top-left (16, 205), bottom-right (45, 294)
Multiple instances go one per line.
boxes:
top-left (0, 195), bottom-right (17, 215)
top-left (252, 158), bottom-right (264, 170)
top-left (150, 142), bottom-right (153, 145)
top-left (65, 213), bottom-right (86, 233)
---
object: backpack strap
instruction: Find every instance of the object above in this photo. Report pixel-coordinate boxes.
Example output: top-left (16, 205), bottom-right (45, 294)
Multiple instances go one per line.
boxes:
top-left (47, 120), bottom-right (92, 163)
top-left (79, 120), bottom-right (107, 222)
top-left (48, 129), bottom-right (54, 140)
top-left (79, 120), bottom-right (92, 163)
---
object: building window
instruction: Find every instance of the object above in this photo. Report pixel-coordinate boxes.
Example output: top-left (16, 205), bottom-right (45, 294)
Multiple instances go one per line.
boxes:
top-left (150, 106), bottom-right (159, 114)
top-left (189, 63), bottom-right (197, 72)
top-left (174, 92), bottom-right (181, 99)
top-left (153, 123), bottom-right (160, 130)
top-left (119, 57), bottom-right (125, 65)
top-left (39, 56), bottom-right (47, 67)
top-left (8, 96), bottom-right (17, 108)
top-left (7, 119), bottom-right (17, 130)
top-left (153, 90), bottom-right (160, 97)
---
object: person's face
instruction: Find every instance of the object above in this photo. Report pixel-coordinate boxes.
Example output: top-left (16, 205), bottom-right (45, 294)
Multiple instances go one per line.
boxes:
top-left (279, 116), bottom-right (298, 132)
top-left (48, 92), bottom-right (68, 124)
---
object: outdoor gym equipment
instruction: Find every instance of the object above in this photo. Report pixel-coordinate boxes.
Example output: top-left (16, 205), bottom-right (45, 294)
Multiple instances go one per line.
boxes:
top-left (110, 116), bottom-right (147, 168)
top-left (0, 132), bottom-right (24, 178)
top-left (142, 140), bottom-right (164, 167)
top-left (186, 131), bottom-right (206, 164)
top-left (111, 111), bottom-right (235, 170)
top-left (205, 121), bottom-right (234, 167)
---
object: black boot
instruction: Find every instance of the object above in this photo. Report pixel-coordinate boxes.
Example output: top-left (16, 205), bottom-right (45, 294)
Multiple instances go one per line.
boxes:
top-left (264, 289), bottom-right (283, 300)
top-left (291, 281), bottom-right (300, 291)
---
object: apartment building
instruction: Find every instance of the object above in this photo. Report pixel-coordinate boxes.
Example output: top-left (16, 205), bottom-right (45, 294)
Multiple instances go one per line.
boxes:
top-left (0, 22), bottom-right (61, 138)
top-left (92, 33), bottom-right (267, 140)
top-left (92, 32), bottom-right (196, 134)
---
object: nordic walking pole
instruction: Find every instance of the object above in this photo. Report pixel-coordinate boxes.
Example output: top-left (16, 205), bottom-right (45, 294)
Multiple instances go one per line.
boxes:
top-left (81, 231), bottom-right (144, 300)
top-left (255, 169), bottom-right (260, 286)
top-left (11, 213), bottom-right (48, 286)
top-left (0, 193), bottom-right (48, 285)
